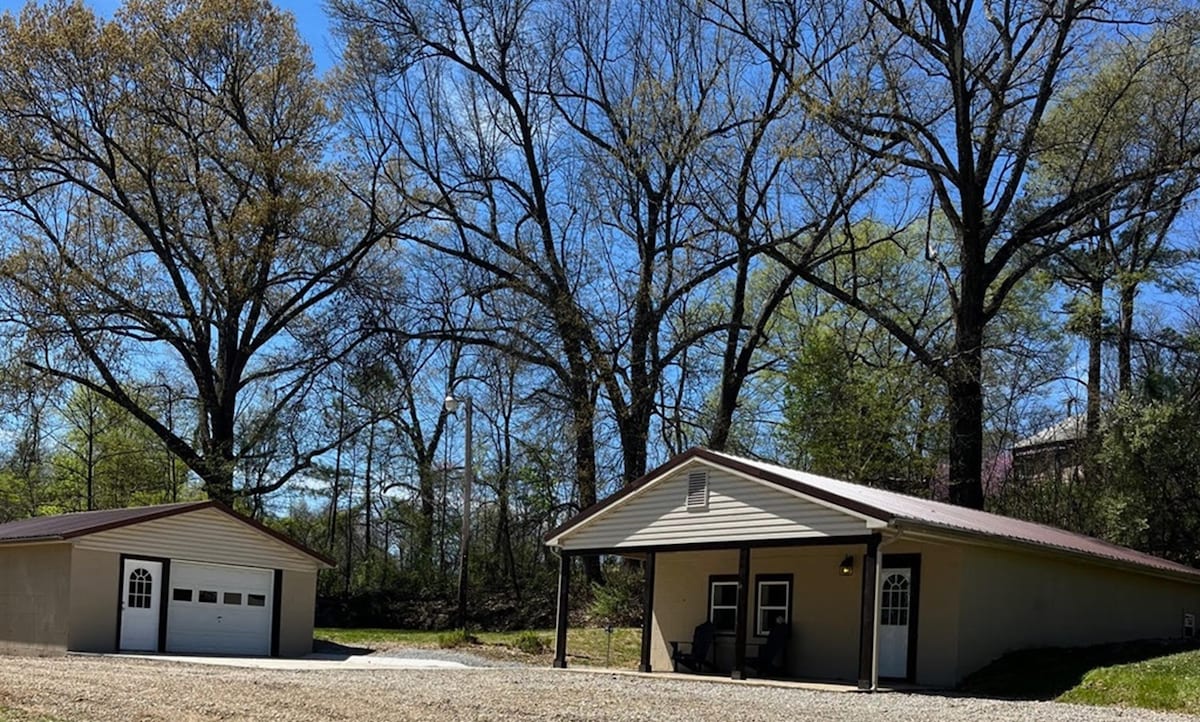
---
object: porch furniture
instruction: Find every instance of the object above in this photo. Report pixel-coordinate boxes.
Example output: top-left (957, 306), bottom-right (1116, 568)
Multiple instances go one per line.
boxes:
top-left (670, 621), bottom-right (716, 673)
top-left (746, 620), bottom-right (789, 677)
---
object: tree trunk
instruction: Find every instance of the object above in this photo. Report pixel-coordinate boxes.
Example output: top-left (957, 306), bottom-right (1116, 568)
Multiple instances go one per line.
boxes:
top-left (1118, 281), bottom-right (1136, 393)
top-left (1086, 275), bottom-right (1104, 438)
top-left (946, 281), bottom-right (986, 509)
top-left (418, 461), bottom-right (435, 569)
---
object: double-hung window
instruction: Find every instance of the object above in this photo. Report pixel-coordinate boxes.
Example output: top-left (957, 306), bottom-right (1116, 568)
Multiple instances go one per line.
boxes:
top-left (708, 576), bottom-right (739, 633)
top-left (755, 574), bottom-right (792, 636)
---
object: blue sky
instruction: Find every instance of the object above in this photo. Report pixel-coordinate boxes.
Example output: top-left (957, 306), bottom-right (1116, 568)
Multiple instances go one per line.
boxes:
top-left (0, 0), bottom-right (337, 71)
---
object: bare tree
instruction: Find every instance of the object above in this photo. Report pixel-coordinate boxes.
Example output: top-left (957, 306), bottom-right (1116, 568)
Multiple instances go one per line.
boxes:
top-left (0, 0), bottom-right (397, 503)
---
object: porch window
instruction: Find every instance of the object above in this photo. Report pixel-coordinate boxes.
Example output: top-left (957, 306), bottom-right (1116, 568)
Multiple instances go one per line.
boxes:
top-left (708, 576), bottom-right (739, 633)
top-left (754, 574), bottom-right (792, 636)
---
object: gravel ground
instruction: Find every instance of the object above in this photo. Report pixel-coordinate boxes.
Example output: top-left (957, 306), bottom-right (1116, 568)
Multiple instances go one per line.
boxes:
top-left (372, 646), bottom-right (524, 667)
top-left (0, 655), bottom-right (1194, 722)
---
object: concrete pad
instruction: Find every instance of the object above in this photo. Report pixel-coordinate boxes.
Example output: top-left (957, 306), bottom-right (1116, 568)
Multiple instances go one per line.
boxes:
top-left (80, 652), bottom-right (469, 670)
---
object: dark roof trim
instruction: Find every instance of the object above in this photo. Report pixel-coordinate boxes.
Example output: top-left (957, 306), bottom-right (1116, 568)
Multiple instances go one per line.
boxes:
top-left (892, 519), bottom-right (1200, 583)
top-left (544, 447), bottom-right (891, 543)
top-left (0, 501), bottom-right (335, 567)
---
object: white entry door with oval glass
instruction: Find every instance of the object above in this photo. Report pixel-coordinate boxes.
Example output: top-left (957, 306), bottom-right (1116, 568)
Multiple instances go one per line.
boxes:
top-left (878, 566), bottom-right (912, 679)
top-left (119, 558), bottom-right (162, 651)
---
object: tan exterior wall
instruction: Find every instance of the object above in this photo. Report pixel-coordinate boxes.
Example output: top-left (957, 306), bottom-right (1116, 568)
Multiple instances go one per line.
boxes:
top-left (649, 538), bottom-right (965, 686)
top-left (67, 547), bottom-right (120, 652)
top-left (650, 544), bottom-right (866, 682)
top-left (955, 544), bottom-right (1200, 681)
top-left (278, 569), bottom-right (317, 657)
top-left (0, 543), bottom-right (72, 655)
top-left (883, 538), bottom-right (963, 687)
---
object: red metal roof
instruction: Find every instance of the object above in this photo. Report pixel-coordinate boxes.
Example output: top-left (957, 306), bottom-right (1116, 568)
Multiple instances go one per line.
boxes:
top-left (547, 447), bottom-right (1200, 582)
top-left (0, 501), bottom-right (334, 566)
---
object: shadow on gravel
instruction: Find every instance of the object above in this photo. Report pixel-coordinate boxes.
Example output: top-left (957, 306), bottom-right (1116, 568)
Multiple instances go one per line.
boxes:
top-left (311, 639), bottom-right (374, 659)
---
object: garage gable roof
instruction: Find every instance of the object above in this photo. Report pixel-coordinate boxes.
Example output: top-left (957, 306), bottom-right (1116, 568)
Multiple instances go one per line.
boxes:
top-left (0, 501), bottom-right (333, 566)
top-left (546, 447), bottom-right (1200, 581)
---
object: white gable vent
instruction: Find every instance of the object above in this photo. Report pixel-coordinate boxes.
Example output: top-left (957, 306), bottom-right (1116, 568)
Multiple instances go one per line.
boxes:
top-left (685, 470), bottom-right (709, 509)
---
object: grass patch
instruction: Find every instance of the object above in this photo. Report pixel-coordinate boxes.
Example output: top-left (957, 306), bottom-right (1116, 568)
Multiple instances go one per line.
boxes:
top-left (1058, 648), bottom-right (1200, 713)
top-left (315, 626), bottom-right (641, 668)
top-left (436, 629), bottom-right (479, 648)
top-left (960, 639), bottom-right (1200, 706)
top-left (0, 707), bottom-right (65, 722)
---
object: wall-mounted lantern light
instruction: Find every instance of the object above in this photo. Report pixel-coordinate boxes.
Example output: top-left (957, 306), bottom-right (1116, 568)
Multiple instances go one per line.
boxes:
top-left (839, 555), bottom-right (855, 577)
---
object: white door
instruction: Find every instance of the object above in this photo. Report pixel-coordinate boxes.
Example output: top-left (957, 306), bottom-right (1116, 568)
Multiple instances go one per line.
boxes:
top-left (166, 561), bottom-right (273, 656)
top-left (119, 559), bottom-right (163, 651)
top-left (878, 568), bottom-right (912, 678)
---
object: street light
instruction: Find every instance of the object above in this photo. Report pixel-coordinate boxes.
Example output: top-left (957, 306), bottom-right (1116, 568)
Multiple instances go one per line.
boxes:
top-left (444, 392), bottom-right (473, 629)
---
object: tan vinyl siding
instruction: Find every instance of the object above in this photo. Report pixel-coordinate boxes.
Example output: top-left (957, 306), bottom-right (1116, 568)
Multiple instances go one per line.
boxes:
top-left (74, 507), bottom-right (321, 572)
top-left (0, 543), bottom-right (71, 655)
top-left (560, 466), bottom-right (872, 550)
top-left (67, 547), bottom-right (120, 652)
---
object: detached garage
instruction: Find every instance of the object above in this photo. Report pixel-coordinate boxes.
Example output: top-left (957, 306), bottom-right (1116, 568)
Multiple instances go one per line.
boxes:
top-left (0, 501), bottom-right (332, 658)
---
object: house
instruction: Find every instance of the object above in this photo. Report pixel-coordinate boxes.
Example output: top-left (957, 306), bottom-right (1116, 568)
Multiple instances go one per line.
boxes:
top-left (1011, 414), bottom-right (1088, 483)
top-left (0, 501), bottom-right (333, 657)
top-left (544, 448), bottom-right (1200, 688)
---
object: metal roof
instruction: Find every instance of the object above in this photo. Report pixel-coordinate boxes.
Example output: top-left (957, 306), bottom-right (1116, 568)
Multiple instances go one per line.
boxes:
top-left (546, 447), bottom-right (1200, 582)
top-left (0, 501), bottom-right (334, 566)
top-left (1013, 414), bottom-right (1087, 450)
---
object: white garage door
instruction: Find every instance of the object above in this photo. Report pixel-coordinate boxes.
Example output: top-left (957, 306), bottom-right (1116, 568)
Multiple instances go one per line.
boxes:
top-left (166, 561), bottom-right (273, 655)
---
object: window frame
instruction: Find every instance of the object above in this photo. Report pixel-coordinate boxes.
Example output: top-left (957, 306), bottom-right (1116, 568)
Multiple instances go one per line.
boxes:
top-left (707, 574), bottom-right (740, 634)
top-left (753, 573), bottom-right (793, 637)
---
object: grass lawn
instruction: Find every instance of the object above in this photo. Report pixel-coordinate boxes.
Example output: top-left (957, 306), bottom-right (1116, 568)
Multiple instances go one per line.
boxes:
top-left (1058, 648), bottom-right (1200, 713)
top-left (961, 639), bottom-right (1200, 712)
top-left (314, 626), bottom-right (642, 669)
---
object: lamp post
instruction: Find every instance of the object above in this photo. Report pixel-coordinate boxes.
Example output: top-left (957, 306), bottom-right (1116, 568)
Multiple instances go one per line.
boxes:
top-left (444, 393), bottom-right (473, 629)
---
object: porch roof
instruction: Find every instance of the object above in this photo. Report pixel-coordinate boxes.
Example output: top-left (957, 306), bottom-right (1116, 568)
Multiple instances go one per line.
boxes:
top-left (546, 447), bottom-right (1200, 582)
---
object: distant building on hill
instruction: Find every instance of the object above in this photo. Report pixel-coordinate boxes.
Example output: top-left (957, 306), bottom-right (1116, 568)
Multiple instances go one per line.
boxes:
top-left (1011, 414), bottom-right (1088, 483)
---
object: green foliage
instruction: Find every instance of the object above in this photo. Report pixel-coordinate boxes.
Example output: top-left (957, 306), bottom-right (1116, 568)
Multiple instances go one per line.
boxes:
top-left (1099, 393), bottom-right (1200, 565)
top-left (436, 629), bottom-right (478, 648)
top-left (587, 562), bottom-right (645, 627)
top-left (512, 630), bottom-right (549, 654)
top-left (1059, 650), bottom-right (1200, 713)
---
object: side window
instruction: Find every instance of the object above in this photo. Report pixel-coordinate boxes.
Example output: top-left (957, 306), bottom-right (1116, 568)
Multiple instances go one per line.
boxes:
top-left (708, 576), bottom-right (739, 633)
top-left (754, 574), bottom-right (792, 636)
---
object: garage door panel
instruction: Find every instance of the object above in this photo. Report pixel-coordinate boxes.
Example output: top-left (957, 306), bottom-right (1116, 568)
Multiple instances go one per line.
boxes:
top-left (166, 561), bottom-right (272, 656)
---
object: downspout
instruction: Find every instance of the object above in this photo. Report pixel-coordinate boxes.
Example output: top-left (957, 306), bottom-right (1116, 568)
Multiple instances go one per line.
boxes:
top-left (872, 529), bottom-right (903, 691)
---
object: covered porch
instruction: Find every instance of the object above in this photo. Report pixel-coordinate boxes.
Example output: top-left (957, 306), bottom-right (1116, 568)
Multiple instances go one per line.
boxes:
top-left (551, 533), bottom-right (912, 690)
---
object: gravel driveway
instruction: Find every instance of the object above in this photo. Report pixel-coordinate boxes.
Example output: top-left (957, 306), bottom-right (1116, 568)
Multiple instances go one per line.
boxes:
top-left (0, 655), bottom-right (1193, 721)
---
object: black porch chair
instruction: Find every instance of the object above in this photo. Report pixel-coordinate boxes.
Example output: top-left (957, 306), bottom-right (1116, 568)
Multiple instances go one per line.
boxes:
top-left (670, 621), bottom-right (716, 673)
top-left (745, 621), bottom-right (789, 677)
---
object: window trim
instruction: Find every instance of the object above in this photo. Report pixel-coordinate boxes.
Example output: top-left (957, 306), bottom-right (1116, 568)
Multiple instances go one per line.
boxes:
top-left (707, 574), bottom-right (739, 634)
top-left (753, 573), bottom-right (793, 637)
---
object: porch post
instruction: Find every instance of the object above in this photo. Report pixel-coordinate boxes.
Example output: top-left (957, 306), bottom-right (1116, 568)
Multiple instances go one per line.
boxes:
top-left (553, 551), bottom-right (571, 668)
top-left (731, 545), bottom-right (751, 680)
top-left (638, 551), bottom-right (656, 672)
top-left (857, 534), bottom-right (881, 689)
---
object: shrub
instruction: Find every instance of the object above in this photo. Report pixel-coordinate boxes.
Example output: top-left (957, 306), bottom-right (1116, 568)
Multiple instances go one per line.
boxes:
top-left (437, 629), bottom-right (478, 648)
top-left (513, 630), bottom-right (549, 654)
top-left (587, 562), bottom-right (645, 627)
